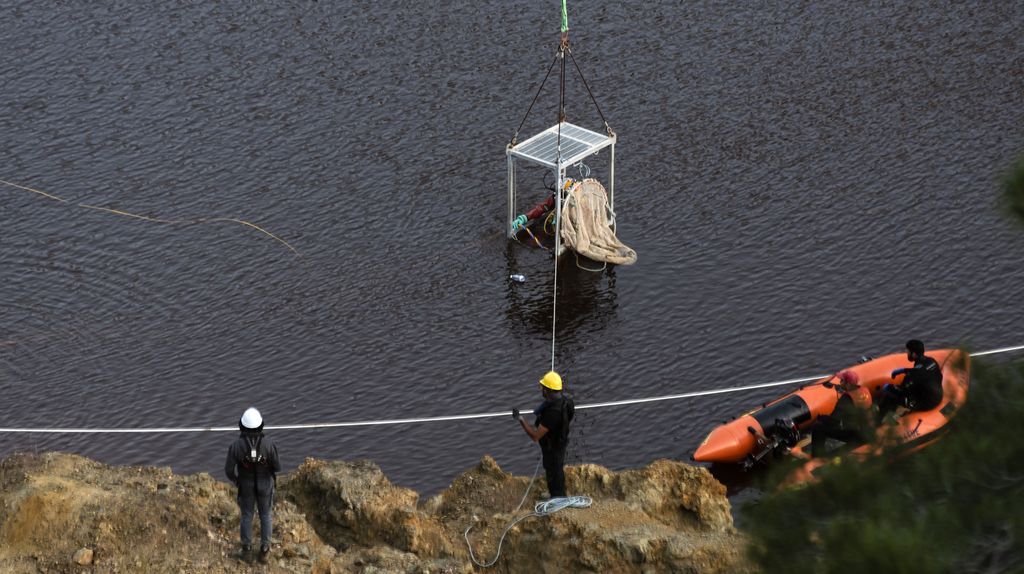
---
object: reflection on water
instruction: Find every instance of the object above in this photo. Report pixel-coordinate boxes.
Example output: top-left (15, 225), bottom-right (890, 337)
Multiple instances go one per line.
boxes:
top-left (504, 242), bottom-right (621, 468)
top-left (504, 244), bottom-right (620, 343)
top-left (1, 1), bottom-right (1022, 496)
top-left (709, 462), bottom-right (761, 498)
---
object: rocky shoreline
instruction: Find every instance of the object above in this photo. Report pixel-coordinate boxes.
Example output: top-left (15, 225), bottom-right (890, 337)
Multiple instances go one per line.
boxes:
top-left (0, 452), bottom-right (748, 573)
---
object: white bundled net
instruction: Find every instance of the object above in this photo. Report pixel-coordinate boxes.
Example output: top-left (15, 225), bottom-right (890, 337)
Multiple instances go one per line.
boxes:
top-left (560, 178), bottom-right (637, 265)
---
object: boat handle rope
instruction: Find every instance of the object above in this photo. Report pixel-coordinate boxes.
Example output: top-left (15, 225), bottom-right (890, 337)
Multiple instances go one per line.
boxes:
top-left (0, 344), bottom-right (1020, 435)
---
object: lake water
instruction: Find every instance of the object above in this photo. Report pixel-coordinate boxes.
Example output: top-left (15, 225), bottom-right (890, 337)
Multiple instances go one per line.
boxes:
top-left (2, 1), bottom-right (1023, 495)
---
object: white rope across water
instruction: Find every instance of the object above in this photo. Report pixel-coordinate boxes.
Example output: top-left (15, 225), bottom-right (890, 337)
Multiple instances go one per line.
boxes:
top-left (0, 344), bottom-right (1021, 434)
top-left (965, 344), bottom-right (1024, 357)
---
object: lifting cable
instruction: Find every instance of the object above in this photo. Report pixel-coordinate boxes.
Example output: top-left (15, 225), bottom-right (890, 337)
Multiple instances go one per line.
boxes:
top-left (566, 48), bottom-right (611, 135)
top-left (510, 53), bottom-right (559, 146)
top-left (549, 14), bottom-right (571, 373)
top-left (549, 217), bottom-right (559, 372)
top-left (471, 8), bottom-right (595, 554)
top-left (545, 1), bottom-right (614, 372)
top-left (0, 344), bottom-right (1020, 435)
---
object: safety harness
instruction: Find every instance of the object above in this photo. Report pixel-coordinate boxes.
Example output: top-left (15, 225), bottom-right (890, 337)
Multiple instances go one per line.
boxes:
top-left (241, 433), bottom-right (267, 469)
top-left (239, 432), bottom-right (274, 495)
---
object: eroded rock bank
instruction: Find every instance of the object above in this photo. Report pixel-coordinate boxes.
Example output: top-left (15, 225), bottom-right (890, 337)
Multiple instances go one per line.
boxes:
top-left (0, 453), bottom-right (748, 573)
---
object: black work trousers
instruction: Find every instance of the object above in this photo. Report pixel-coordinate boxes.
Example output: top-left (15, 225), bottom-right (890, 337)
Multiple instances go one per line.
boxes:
top-left (810, 415), bottom-right (865, 457)
top-left (542, 445), bottom-right (567, 498)
top-left (238, 486), bottom-right (273, 548)
top-left (877, 384), bottom-right (941, 422)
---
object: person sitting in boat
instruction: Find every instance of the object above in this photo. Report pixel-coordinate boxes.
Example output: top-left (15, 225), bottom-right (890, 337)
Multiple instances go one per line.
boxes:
top-left (876, 339), bottom-right (944, 423)
top-left (810, 370), bottom-right (873, 457)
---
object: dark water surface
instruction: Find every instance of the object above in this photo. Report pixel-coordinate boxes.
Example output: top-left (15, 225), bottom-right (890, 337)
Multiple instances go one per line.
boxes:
top-left (2, 1), bottom-right (1023, 495)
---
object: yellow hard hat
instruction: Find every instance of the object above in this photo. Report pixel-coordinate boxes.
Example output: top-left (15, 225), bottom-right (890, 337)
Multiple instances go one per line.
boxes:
top-left (539, 371), bottom-right (562, 391)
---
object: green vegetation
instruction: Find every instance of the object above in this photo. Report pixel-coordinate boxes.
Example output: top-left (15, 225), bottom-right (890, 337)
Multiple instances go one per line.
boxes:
top-left (742, 358), bottom-right (1024, 573)
top-left (743, 155), bottom-right (1024, 572)
top-left (745, 358), bottom-right (1024, 572)
top-left (1005, 156), bottom-right (1024, 225)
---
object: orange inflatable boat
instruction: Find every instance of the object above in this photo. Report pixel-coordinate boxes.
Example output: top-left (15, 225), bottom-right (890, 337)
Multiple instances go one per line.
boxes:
top-left (692, 349), bottom-right (970, 469)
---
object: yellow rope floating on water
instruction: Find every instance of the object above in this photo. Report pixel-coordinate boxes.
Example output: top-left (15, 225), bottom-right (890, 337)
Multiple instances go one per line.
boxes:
top-left (0, 178), bottom-right (299, 256)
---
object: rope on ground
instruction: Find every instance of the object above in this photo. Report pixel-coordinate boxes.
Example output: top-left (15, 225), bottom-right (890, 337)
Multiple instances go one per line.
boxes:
top-left (514, 457), bottom-right (544, 513)
top-left (535, 495), bottom-right (592, 514)
top-left (464, 511), bottom-right (539, 568)
top-left (0, 345), bottom-right (1021, 434)
top-left (464, 456), bottom-right (591, 568)
top-left (463, 457), bottom-right (541, 568)
top-left (0, 178), bottom-right (299, 256)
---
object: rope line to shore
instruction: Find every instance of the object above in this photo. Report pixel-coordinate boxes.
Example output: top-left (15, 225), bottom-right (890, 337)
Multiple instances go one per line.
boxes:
top-left (0, 178), bottom-right (299, 256)
top-left (0, 344), bottom-right (1021, 434)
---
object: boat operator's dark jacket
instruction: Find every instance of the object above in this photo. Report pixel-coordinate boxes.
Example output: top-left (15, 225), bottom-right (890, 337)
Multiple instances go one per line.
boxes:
top-left (902, 354), bottom-right (944, 411)
top-left (225, 431), bottom-right (281, 496)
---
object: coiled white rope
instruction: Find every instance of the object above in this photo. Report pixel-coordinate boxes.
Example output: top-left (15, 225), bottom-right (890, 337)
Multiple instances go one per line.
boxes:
top-left (457, 341), bottom-right (1024, 568)
top-left (0, 344), bottom-right (1021, 434)
top-left (463, 456), bottom-right (593, 568)
top-left (535, 495), bottom-right (593, 514)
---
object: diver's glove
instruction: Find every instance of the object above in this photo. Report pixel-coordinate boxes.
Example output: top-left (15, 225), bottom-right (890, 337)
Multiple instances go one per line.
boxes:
top-left (890, 368), bottom-right (907, 379)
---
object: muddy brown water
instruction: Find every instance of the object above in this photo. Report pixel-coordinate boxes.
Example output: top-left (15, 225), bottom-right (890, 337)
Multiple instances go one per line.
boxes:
top-left (2, 2), bottom-right (1023, 496)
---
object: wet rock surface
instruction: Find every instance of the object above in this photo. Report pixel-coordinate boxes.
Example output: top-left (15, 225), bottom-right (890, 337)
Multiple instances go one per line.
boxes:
top-left (0, 452), bottom-right (747, 573)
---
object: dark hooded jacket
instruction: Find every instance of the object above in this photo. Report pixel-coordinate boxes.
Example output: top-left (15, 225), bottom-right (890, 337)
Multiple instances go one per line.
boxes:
top-left (534, 394), bottom-right (575, 454)
top-left (225, 431), bottom-right (281, 495)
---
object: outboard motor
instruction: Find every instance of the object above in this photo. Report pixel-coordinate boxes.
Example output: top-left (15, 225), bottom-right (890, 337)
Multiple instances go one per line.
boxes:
top-left (742, 418), bottom-right (800, 470)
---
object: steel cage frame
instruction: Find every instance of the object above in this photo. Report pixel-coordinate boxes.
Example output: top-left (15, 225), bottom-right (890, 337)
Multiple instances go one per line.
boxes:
top-left (506, 122), bottom-right (616, 255)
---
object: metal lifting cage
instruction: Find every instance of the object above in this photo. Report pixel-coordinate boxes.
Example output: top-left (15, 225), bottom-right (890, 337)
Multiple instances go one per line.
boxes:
top-left (506, 121), bottom-right (616, 255)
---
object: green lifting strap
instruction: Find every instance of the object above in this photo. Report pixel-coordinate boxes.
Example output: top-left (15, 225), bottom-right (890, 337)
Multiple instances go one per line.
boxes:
top-left (560, 0), bottom-right (569, 33)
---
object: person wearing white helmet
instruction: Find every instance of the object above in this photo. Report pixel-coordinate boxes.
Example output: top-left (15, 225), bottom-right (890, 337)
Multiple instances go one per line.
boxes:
top-left (225, 407), bottom-right (281, 563)
top-left (512, 371), bottom-right (575, 499)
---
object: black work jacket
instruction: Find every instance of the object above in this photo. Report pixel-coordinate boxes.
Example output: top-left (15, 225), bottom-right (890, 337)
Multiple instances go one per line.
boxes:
top-left (534, 395), bottom-right (575, 453)
top-left (225, 432), bottom-right (281, 495)
top-left (906, 355), bottom-right (943, 401)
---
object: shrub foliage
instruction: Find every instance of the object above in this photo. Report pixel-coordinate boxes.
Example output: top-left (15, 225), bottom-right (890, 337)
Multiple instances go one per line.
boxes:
top-left (743, 359), bottom-right (1024, 574)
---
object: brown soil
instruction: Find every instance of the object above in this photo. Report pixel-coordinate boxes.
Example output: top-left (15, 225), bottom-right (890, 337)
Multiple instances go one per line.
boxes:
top-left (0, 452), bottom-right (749, 573)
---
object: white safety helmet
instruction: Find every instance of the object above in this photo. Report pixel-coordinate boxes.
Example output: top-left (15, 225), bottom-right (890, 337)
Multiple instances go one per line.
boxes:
top-left (240, 407), bottom-right (263, 431)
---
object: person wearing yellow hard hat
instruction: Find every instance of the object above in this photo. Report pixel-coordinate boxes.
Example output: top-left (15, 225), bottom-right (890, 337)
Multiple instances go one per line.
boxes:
top-left (513, 370), bottom-right (575, 498)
